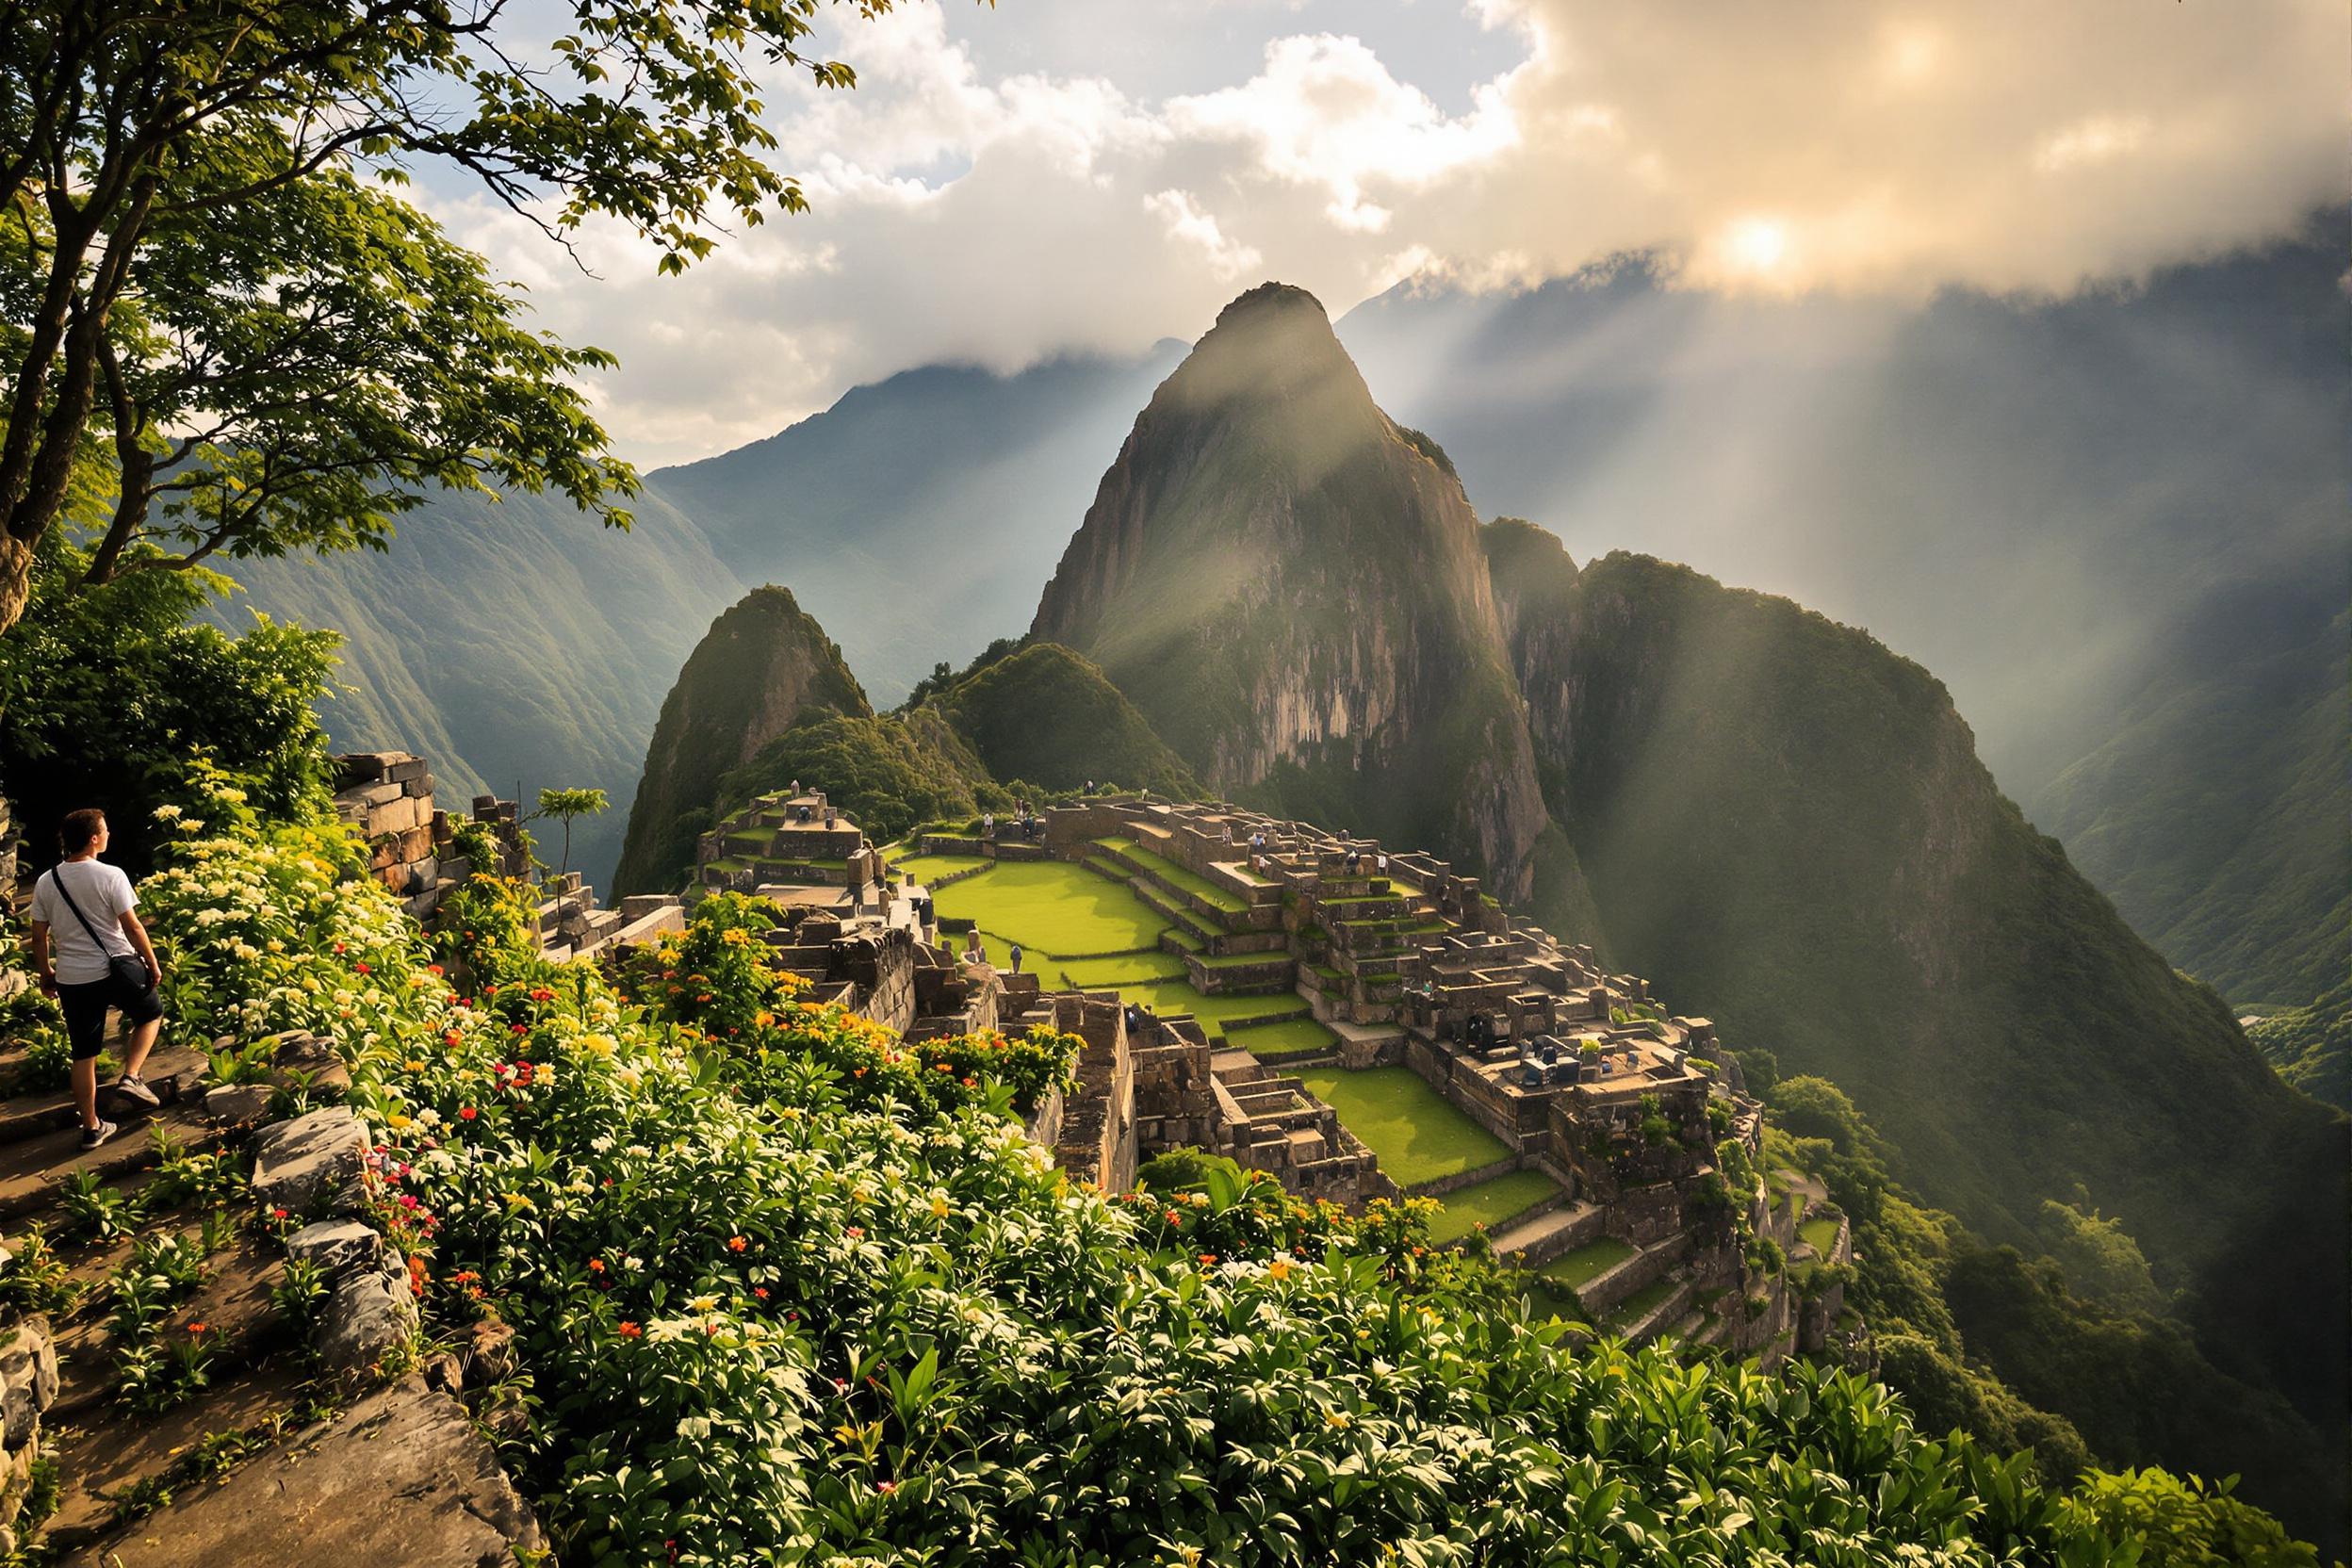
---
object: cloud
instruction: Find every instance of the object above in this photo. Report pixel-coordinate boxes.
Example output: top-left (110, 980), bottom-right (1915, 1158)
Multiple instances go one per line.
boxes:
top-left (428, 0), bottom-right (2344, 466)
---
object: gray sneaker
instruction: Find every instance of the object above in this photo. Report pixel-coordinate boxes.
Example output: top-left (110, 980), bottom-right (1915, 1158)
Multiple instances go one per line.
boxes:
top-left (80, 1119), bottom-right (118, 1150)
top-left (113, 1075), bottom-right (159, 1108)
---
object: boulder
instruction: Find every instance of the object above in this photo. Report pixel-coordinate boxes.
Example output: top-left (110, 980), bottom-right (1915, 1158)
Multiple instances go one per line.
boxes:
top-left (315, 1259), bottom-right (416, 1377)
top-left (284, 1219), bottom-right (380, 1277)
top-left (250, 1107), bottom-right (367, 1216)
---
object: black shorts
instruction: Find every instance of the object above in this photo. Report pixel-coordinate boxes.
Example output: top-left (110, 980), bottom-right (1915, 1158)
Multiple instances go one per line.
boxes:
top-left (57, 975), bottom-right (163, 1060)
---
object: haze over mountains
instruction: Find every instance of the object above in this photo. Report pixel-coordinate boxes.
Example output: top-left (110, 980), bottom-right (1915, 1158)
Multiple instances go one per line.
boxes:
top-left (220, 218), bottom-right (2345, 1034)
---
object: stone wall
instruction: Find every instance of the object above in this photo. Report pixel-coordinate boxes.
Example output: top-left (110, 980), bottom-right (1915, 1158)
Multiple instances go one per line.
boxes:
top-left (0, 792), bottom-right (19, 917)
top-left (331, 753), bottom-right (445, 922)
top-left (0, 1315), bottom-right (58, 1557)
top-left (1044, 995), bottom-right (1137, 1191)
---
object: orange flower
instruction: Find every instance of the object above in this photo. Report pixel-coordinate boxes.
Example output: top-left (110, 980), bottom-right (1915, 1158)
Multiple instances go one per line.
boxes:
top-left (616, 1321), bottom-right (643, 1338)
top-left (727, 1235), bottom-right (748, 1253)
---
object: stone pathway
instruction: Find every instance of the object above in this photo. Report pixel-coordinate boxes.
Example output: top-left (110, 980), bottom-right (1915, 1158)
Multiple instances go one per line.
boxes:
top-left (0, 1023), bottom-right (545, 1564)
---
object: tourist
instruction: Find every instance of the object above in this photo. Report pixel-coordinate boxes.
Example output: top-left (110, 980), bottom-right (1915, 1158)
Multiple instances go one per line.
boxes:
top-left (1220, 823), bottom-right (1233, 845)
top-left (1008, 942), bottom-right (1024, 975)
top-left (25, 808), bottom-right (165, 1149)
top-left (982, 810), bottom-right (995, 838)
top-left (962, 929), bottom-right (986, 968)
top-left (1377, 852), bottom-right (1389, 875)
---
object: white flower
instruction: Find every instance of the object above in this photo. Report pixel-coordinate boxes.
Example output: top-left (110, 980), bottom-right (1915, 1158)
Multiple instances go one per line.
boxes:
top-left (152, 804), bottom-right (183, 821)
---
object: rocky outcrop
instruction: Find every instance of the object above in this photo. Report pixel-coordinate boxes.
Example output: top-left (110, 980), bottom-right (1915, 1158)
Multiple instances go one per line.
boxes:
top-left (1031, 285), bottom-right (1574, 911)
top-left (66, 1377), bottom-right (545, 1567)
top-left (614, 585), bottom-right (873, 895)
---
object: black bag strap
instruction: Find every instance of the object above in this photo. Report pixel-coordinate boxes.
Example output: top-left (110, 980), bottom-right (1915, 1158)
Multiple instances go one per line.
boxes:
top-left (46, 863), bottom-right (115, 954)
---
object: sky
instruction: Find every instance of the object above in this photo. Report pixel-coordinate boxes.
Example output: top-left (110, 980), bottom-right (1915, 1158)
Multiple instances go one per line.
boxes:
top-left (420, 0), bottom-right (2345, 467)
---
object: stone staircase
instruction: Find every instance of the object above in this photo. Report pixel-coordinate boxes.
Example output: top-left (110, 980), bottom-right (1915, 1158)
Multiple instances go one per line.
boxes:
top-left (0, 1022), bottom-right (545, 1564)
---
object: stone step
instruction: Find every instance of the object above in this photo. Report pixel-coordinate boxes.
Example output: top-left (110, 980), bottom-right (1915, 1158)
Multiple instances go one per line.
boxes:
top-left (0, 1097), bottom-right (261, 1226)
top-left (1481, 1194), bottom-right (1592, 1265)
top-left (0, 1047), bottom-right (209, 1148)
top-left (1614, 1274), bottom-right (1698, 1347)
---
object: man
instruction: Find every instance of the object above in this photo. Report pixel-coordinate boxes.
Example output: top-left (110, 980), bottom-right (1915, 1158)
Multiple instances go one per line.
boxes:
top-left (27, 808), bottom-right (165, 1148)
top-left (1008, 942), bottom-right (1023, 975)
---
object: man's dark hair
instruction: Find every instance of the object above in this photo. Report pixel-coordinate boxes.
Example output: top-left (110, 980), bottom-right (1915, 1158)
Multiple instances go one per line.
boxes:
top-left (58, 808), bottom-right (106, 853)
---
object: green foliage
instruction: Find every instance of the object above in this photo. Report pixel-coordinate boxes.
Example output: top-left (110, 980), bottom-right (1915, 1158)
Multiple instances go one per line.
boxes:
top-left (928, 643), bottom-right (1198, 796)
top-left (716, 713), bottom-right (977, 853)
top-left (2064, 1468), bottom-right (2320, 1568)
top-left (0, 545), bottom-right (337, 876)
top-left (530, 787), bottom-right (610, 883)
top-left (2035, 1198), bottom-right (2165, 1315)
top-left (0, 0), bottom-right (910, 633)
top-left (2245, 978), bottom-right (2352, 1111)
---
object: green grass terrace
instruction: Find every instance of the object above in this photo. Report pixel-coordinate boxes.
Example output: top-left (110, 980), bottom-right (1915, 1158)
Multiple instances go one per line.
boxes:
top-left (1298, 1067), bottom-right (1511, 1189)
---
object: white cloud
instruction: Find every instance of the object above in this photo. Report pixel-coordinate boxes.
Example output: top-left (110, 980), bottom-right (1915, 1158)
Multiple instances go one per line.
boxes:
top-left (432, 0), bottom-right (2344, 466)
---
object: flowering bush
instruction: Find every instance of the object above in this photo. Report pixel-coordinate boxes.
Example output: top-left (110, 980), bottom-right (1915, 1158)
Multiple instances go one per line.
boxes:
top-left (139, 795), bottom-right (2234, 1568)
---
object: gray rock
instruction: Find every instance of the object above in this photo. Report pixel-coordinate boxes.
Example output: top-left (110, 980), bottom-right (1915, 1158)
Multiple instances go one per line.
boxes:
top-left (284, 1219), bottom-right (380, 1277)
top-left (200, 1083), bottom-right (272, 1127)
top-left (56, 1377), bottom-right (546, 1566)
top-left (0, 1317), bottom-right (56, 1451)
top-left (314, 1260), bottom-right (416, 1376)
top-left (250, 1107), bottom-right (367, 1216)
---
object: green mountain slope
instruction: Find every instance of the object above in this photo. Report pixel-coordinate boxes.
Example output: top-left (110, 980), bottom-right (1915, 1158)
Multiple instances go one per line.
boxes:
top-left (930, 643), bottom-right (1197, 797)
top-left (1488, 533), bottom-right (2345, 1533)
top-left (210, 485), bottom-right (746, 892)
top-left (2246, 979), bottom-right (2352, 1112)
top-left (612, 586), bottom-right (870, 895)
top-left (2030, 599), bottom-right (2347, 1009)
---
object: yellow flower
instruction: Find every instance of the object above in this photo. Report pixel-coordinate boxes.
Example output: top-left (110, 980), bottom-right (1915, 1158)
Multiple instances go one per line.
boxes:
top-left (1327, 1412), bottom-right (1351, 1428)
top-left (1266, 1257), bottom-right (1291, 1281)
top-left (687, 1294), bottom-right (720, 1314)
top-left (387, 1114), bottom-right (413, 1132)
top-left (930, 1194), bottom-right (951, 1219)
top-left (404, 1060), bottom-right (427, 1072)
top-left (502, 1192), bottom-right (535, 1210)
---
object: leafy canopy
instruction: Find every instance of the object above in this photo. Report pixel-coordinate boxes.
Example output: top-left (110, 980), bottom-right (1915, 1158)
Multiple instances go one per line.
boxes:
top-left (0, 0), bottom-right (912, 633)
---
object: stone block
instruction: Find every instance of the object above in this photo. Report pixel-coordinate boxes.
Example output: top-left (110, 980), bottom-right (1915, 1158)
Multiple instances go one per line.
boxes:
top-left (383, 756), bottom-right (430, 786)
top-left (286, 1219), bottom-right (381, 1277)
top-left (201, 1082), bottom-right (272, 1127)
top-left (251, 1107), bottom-right (368, 1216)
top-left (367, 793), bottom-right (423, 836)
top-left (316, 1258), bottom-right (418, 1376)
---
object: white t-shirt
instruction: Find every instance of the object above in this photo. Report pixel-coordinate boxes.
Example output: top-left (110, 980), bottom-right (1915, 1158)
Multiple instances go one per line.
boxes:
top-left (31, 860), bottom-right (138, 984)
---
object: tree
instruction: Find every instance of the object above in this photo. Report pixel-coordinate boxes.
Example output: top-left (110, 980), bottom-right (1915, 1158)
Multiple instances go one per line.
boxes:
top-left (0, 0), bottom-right (906, 634)
top-left (530, 787), bottom-right (610, 886)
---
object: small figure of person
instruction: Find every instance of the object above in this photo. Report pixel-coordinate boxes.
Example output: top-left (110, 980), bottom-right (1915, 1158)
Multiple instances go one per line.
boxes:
top-left (1220, 823), bottom-right (1233, 845)
top-left (1008, 942), bottom-right (1024, 975)
top-left (27, 808), bottom-right (165, 1148)
top-left (962, 928), bottom-right (986, 967)
top-left (982, 810), bottom-right (995, 838)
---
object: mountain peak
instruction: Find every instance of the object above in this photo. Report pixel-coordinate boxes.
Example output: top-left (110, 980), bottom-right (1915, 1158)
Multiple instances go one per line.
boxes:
top-left (1210, 280), bottom-right (1331, 330)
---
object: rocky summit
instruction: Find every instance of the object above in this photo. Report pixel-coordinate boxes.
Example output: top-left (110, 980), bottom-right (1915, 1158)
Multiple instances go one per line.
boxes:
top-left (1030, 284), bottom-right (1583, 932)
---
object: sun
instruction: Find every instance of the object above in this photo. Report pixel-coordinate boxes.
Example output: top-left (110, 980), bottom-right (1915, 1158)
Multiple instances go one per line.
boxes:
top-left (1725, 218), bottom-right (1790, 273)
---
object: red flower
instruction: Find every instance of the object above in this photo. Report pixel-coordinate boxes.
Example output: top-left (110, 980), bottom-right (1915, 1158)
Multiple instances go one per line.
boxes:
top-left (427, 964), bottom-right (444, 976)
top-left (458, 1106), bottom-right (478, 1120)
top-left (753, 1286), bottom-right (769, 1299)
top-left (186, 1321), bottom-right (207, 1334)
top-left (727, 1235), bottom-right (748, 1252)
top-left (332, 942), bottom-right (346, 955)
top-left (876, 1480), bottom-right (897, 1494)
top-left (587, 1258), bottom-right (605, 1273)
top-left (1199, 1253), bottom-right (1217, 1265)
top-left (844, 1226), bottom-right (864, 1240)
top-left (530, 987), bottom-right (553, 1003)
top-left (442, 1031), bottom-right (462, 1048)
top-left (616, 1321), bottom-right (642, 1338)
